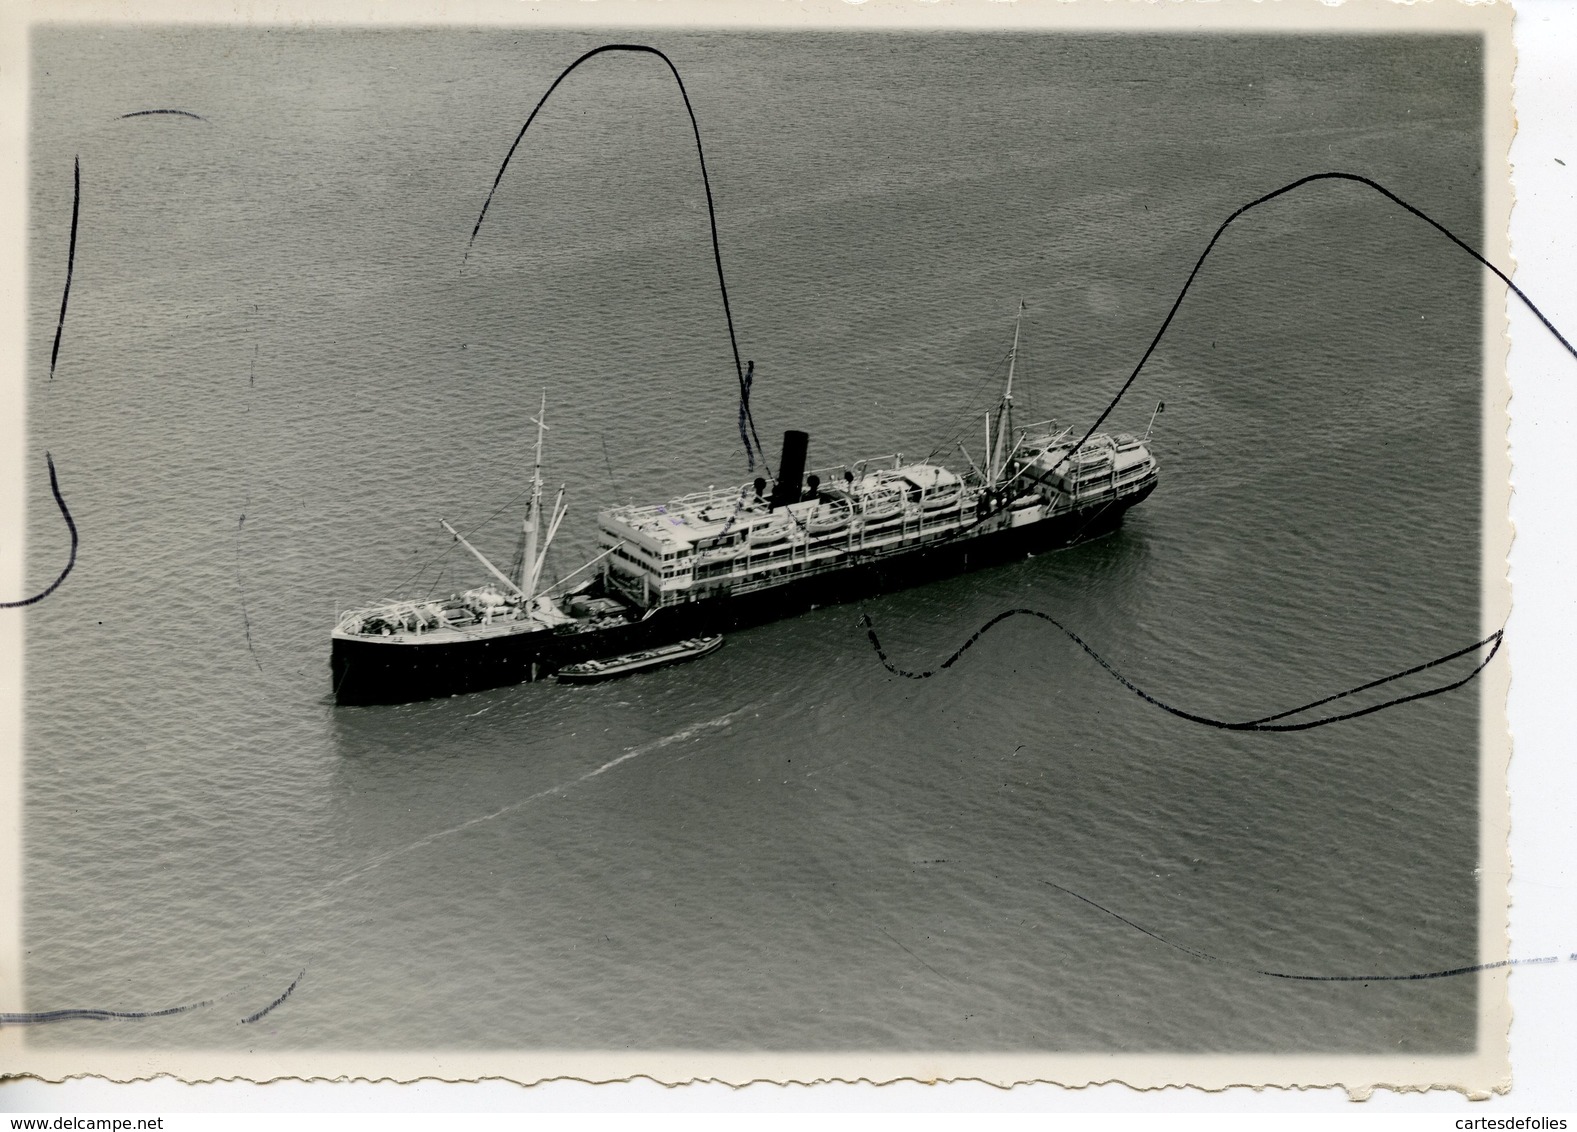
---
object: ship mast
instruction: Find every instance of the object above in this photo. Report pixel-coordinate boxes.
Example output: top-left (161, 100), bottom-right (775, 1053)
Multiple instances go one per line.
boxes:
top-left (518, 392), bottom-right (548, 597)
top-left (990, 301), bottom-right (1023, 487)
top-left (525, 485), bottom-right (567, 599)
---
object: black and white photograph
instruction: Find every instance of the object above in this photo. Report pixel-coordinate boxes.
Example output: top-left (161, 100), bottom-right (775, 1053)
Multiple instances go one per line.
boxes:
top-left (4, 0), bottom-right (1559, 1107)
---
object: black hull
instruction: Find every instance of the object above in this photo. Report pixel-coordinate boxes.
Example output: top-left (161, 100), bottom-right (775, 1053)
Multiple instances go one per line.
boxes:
top-left (331, 480), bottom-right (1155, 705)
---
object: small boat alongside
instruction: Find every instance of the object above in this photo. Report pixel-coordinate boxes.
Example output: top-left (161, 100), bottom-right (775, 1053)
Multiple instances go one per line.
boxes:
top-left (555, 635), bottom-right (725, 684)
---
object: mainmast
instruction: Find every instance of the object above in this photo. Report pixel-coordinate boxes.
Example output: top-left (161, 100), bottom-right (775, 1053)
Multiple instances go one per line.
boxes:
top-left (989, 301), bottom-right (1024, 487)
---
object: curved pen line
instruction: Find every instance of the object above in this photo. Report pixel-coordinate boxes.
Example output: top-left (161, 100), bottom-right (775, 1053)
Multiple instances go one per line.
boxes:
top-left (1236, 632), bottom-right (1497, 725)
top-left (737, 359), bottom-right (756, 470)
top-left (239, 969), bottom-right (303, 1025)
top-left (1045, 171), bottom-right (1577, 482)
top-left (236, 502), bottom-right (264, 673)
top-left (1255, 956), bottom-right (1558, 983)
top-left (49, 156), bottom-right (80, 380)
top-left (900, 171), bottom-right (1577, 544)
top-left (1045, 881), bottom-right (1557, 983)
top-left (851, 174), bottom-right (1541, 731)
top-left (466, 43), bottom-right (771, 474)
top-left (119, 108), bottom-right (205, 120)
top-left (863, 608), bottom-right (1502, 732)
top-left (0, 452), bottom-right (78, 609)
top-left (0, 998), bottom-right (211, 1026)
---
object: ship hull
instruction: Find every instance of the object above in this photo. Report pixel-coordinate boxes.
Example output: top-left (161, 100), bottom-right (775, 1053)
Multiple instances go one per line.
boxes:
top-left (330, 478), bottom-right (1155, 705)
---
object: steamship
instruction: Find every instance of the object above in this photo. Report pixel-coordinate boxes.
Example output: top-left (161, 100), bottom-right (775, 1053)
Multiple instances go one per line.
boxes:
top-left (330, 311), bottom-right (1162, 705)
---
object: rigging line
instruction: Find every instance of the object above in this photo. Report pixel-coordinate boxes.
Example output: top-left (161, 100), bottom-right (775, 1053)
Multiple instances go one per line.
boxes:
top-left (401, 429), bottom-right (566, 593)
top-left (384, 475), bottom-right (533, 601)
top-left (391, 417), bottom-right (558, 596)
top-left (1044, 881), bottom-right (1559, 982)
top-left (383, 538), bottom-right (456, 608)
top-left (899, 169), bottom-right (1577, 547)
top-left (0, 453), bottom-right (78, 609)
top-left (943, 345), bottom-right (1015, 435)
top-left (763, 347), bottom-right (1022, 544)
top-left (466, 43), bottom-right (773, 477)
top-left (861, 607), bottom-right (1503, 733)
top-left (49, 156), bottom-right (80, 379)
top-left (423, 560), bottom-right (451, 601)
top-left (439, 482), bottom-right (543, 581)
top-left (923, 349), bottom-right (1016, 463)
top-left (462, 481), bottom-right (535, 540)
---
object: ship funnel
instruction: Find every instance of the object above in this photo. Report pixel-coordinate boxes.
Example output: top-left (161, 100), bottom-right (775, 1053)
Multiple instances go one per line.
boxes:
top-left (770, 430), bottom-right (809, 510)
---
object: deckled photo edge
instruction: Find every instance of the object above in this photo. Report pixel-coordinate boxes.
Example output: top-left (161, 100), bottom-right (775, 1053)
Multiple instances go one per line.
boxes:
top-left (0, 0), bottom-right (1518, 1098)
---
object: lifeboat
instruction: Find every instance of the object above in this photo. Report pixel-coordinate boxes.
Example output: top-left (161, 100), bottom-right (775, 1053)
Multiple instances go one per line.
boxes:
top-left (747, 517), bottom-right (790, 546)
top-left (859, 488), bottom-right (902, 521)
top-left (807, 500), bottom-right (852, 536)
top-left (921, 482), bottom-right (963, 511)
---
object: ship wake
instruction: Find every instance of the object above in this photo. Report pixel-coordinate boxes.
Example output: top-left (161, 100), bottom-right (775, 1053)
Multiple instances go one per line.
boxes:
top-left (323, 704), bottom-right (756, 892)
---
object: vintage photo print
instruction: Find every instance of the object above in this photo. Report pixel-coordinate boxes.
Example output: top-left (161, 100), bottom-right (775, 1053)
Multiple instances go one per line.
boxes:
top-left (0, 0), bottom-right (1520, 1096)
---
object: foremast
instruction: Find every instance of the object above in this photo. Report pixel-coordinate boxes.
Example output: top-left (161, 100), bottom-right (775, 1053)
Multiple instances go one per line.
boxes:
top-left (515, 393), bottom-right (548, 594)
top-left (445, 392), bottom-right (569, 607)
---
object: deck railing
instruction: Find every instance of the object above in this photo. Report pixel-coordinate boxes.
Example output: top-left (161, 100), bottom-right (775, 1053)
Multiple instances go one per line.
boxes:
top-left (601, 453), bottom-right (967, 528)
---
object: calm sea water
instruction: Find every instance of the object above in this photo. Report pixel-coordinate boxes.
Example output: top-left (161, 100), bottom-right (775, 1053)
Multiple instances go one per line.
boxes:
top-left (22, 28), bottom-right (1485, 1051)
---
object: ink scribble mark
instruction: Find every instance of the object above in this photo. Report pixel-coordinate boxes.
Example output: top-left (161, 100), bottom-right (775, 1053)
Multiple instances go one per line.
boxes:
top-left (466, 43), bottom-right (770, 475)
top-left (0, 997), bottom-right (211, 1026)
top-left (0, 968), bottom-right (303, 1028)
top-left (1045, 881), bottom-right (1560, 982)
top-left (1044, 171), bottom-right (1577, 488)
top-left (738, 359), bottom-right (757, 471)
top-left (863, 609), bottom-right (1502, 732)
top-left (0, 453), bottom-right (77, 609)
top-left (49, 156), bottom-right (80, 380)
top-left (236, 502), bottom-right (263, 673)
top-left (239, 969), bottom-right (303, 1025)
top-left (885, 171), bottom-right (1577, 549)
top-left (600, 432), bottom-right (619, 495)
top-left (119, 108), bottom-right (205, 121)
top-left (842, 173), bottom-right (1561, 734)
